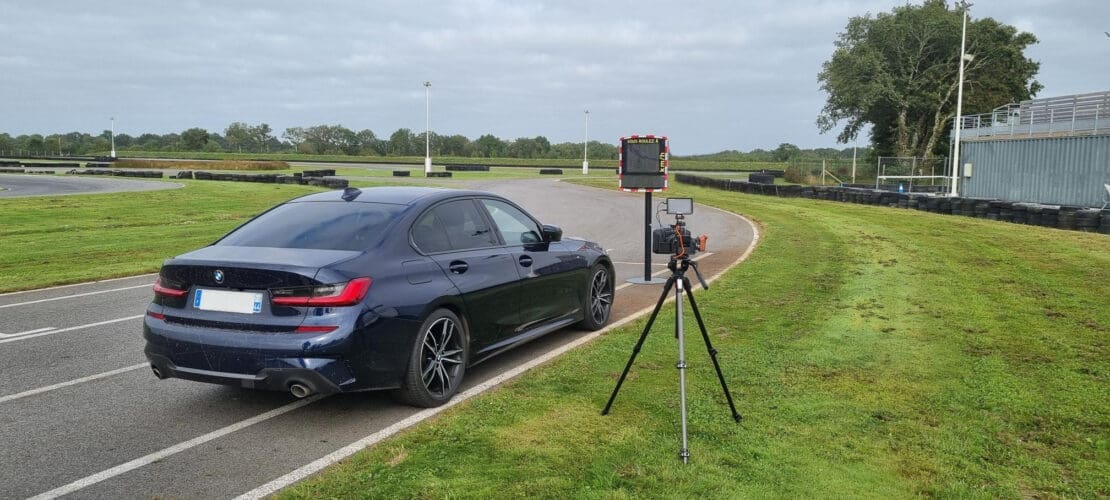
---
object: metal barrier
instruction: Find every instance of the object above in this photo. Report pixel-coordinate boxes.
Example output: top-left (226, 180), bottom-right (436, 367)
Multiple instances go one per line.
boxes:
top-left (959, 91), bottom-right (1110, 139)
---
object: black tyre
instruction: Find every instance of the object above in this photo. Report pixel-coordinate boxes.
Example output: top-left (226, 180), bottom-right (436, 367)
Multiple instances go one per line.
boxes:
top-left (395, 309), bottom-right (468, 408)
top-left (577, 263), bottom-right (614, 331)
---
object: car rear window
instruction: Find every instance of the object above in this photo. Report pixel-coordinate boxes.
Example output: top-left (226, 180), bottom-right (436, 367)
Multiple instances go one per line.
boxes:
top-left (217, 201), bottom-right (403, 251)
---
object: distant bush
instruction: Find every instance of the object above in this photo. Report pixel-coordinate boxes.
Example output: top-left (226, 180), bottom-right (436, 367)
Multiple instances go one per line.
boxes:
top-left (112, 159), bottom-right (289, 170)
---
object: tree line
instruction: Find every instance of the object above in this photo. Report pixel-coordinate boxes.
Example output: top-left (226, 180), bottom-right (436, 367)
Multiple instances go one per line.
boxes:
top-left (0, 122), bottom-right (622, 160)
top-left (0, 123), bottom-right (862, 162)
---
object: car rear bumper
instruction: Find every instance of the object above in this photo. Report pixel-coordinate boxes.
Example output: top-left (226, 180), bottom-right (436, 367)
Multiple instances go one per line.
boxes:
top-left (144, 350), bottom-right (346, 394)
top-left (142, 311), bottom-right (421, 393)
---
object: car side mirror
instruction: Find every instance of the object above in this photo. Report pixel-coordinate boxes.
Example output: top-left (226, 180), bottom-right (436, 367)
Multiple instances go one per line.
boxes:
top-left (541, 224), bottom-right (562, 242)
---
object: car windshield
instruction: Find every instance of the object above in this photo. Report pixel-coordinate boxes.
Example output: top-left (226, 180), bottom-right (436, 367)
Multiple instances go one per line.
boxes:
top-left (217, 201), bottom-right (403, 251)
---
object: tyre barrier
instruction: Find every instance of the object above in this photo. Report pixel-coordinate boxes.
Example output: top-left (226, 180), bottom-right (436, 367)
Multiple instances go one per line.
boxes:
top-left (28, 170), bottom-right (56, 175)
top-left (749, 173), bottom-right (776, 185)
top-left (392, 170), bottom-right (411, 177)
top-left (426, 172), bottom-right (453, 178)
top-left (301, 169), bottom-right (336, 177)
top-left (0, 167), bottom-right (26, 173)
top-left (85, 162), bottom-right (112, 169)
top-left (0, 161), bottom-right (20, 168)
top-left (173, 171), bottom-right (193, 179)
top-left (22, 162), bottom-right (79, 169)
top-left (539, 169), bottom-right (563, 175)
top-left (68, 169), bottom-right (163, 178)
top-left (445, 165), bottom-right (490, 172)
top-left (674, 173), bottom-right (1109, 235)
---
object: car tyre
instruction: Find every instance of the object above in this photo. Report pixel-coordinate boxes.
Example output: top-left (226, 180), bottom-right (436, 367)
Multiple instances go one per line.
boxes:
top-left (577, 263), bottom-right (614, 331)
top-left (394, 308), bottom-right (469, 408)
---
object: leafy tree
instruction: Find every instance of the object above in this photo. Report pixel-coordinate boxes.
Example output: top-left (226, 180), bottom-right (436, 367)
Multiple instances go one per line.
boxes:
top-left (25, 134), bottom-right (45, 154)
top-left (255, 123), bottom-right (272, 152)
top-left (387, 128), bottom-right (417, 156)
top-left (474, 134), bottom-right (505, 158)
top-left (773, 143), bottom-right (801, 161)
top-left (817, 0), bottom-right (1040, 158)
top-left (355, 129), bottom-right (382, 155)
top-left (225, 122), bottom-right (255, 152)
top-left (181, 128), bottom-right (209, 151)
top-left (440, 134), bottom-right (472, 156)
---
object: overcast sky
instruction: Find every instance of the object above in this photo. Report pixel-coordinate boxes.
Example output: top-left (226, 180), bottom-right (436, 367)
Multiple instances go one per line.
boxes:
top-left (1, 1), bottom-right (1106, 154)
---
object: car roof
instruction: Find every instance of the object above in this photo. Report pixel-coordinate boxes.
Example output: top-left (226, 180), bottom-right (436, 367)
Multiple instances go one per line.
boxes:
top-left (289, 186), bottom-right (495, 206)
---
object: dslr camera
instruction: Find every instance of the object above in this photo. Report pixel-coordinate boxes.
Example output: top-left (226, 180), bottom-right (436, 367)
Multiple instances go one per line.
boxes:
top-left (651, 198), bottom-right (707, 256)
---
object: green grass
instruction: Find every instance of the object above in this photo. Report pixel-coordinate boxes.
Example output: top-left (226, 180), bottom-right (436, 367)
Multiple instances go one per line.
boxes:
top-left (0, 181), bottom-right (331, 292)
top-left (279, 179), bottom-right (1109, 498)
top-left (113, 159), bottom-right (289, 170)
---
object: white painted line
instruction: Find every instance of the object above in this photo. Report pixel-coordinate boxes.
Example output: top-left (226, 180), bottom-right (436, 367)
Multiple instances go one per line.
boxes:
top-left (0, 273), bottom-right (157, 297)
top-left (28, 395), bottom-right (325, 500)
top-left (0, 363), bottom-right (149, 404)
top-left (0, 283), bottom-right (151, 309)
top-left (0, 315), bottom-right (143, 344)
top-left (0, 327), bottom-right (56, 338)
top-left (235, 246), bottom-right (749, 499)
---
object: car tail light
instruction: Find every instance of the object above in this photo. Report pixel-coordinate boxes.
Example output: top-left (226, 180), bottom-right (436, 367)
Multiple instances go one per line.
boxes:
top-left (270, 277), bottom-right (372, 307)
top-left (294, 325), bottom-right (339, 333)
top-left (153, 277), bottom-right (188, 298)
top-left (146, 310), bottom-right (166, 320)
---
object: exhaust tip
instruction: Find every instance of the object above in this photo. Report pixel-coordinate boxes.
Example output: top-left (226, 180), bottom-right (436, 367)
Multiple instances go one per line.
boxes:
top-left (151, 366), bottom-right (165, 379)
top-left (289, 382), bottom-right (314, 399)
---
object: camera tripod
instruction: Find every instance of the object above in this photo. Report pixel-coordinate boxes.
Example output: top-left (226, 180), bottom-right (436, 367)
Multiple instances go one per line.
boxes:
top-left (602, 254), bottom-right (742, 463)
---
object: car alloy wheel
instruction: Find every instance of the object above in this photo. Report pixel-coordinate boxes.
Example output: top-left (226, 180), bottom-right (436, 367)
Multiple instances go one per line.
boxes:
top-left (420, 316), bottom-right (465, 397)
top-left (577, 264), bottom-right (614, 331)
top-left (396, 308), bottom-right (468, 407)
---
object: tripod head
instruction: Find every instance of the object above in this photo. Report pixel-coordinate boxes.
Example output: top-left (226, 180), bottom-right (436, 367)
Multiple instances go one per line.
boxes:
top-left (667, 253), bottom-right (709, 291)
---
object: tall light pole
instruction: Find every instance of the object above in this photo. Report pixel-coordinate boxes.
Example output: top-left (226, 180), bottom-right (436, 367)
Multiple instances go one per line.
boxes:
top-left (950, 1), bottom-right (971, 196)
top-left (423, 81), bottom-right (432, 175)
top-left (110, 116), bottom-right (117, 159)
top-left (582, 110), bottom-right (589, 174)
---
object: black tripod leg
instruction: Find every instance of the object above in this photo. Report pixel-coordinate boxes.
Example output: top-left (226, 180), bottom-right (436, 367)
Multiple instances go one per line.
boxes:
top-left (683, 280), bottom-right (743, 422)
top-left (602, 276), bottom-right (675, 415)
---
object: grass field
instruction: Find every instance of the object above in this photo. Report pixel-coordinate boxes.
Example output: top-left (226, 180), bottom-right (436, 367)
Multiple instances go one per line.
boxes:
top-left (277, 179), bottom-right (1108, 498)
top-left (113, 159), bottom-right (289, 170)
top-left (0, 181), bottom-right (329, 292)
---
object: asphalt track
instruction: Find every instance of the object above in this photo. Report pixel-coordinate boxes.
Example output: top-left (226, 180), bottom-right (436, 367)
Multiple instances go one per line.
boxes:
top-left (0, 175), bottom-right (182, 198)
top-left (0, 178), bottom-right (757, 499)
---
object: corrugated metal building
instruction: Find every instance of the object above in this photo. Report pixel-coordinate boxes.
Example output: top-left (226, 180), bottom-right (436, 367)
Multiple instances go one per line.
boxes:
top-left (957, 91), bottom-right (1110, 207)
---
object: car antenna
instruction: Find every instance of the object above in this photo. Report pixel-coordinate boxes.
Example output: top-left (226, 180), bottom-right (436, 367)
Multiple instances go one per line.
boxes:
top-left (341, 187), bottom-right (362, 201)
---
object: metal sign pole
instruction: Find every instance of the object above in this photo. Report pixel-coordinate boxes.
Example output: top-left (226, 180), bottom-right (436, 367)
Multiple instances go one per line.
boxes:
top-left (643, 192), bottom-right (653, 282)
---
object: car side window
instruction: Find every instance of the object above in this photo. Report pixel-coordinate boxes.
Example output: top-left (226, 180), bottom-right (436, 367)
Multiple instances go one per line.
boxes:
top-left (480, 199), bottom-right (542, 245)
top-left (413, 200), bottom-right (496, 253)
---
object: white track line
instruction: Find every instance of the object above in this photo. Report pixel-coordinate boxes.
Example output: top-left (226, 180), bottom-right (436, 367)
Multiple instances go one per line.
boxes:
top-left (0, 284), bottom-right (151, 309)
top-left (0, 327), bottom-right (56, 338)
top-left (0, 315), bottom-right (143, 344)
top-left (0, 273), bottom-right (157, 297)
top-left (235, 235), bottom-right (756, 499)
top-left (28, 395), bottom-right (325, 500)
top-left (0, 363), bottom-right (149, 404)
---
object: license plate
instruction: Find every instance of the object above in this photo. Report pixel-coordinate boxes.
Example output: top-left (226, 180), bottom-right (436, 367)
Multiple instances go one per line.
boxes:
top-left (193, 289), bottom-right (263, 314)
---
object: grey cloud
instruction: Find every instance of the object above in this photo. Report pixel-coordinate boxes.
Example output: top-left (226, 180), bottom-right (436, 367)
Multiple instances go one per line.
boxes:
top-left (0, 0), bottom-right (1106, 153)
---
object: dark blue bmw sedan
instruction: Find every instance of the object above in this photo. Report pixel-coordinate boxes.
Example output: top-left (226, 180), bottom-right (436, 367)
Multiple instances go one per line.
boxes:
top-left (144, 186), bottom-right (614, 407)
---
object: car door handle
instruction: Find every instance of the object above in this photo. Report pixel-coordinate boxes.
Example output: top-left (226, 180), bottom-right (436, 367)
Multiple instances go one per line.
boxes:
top-left (448, 261), bottom-right (469, 274)
top-left (518, 255), bottom-right (533, 268)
